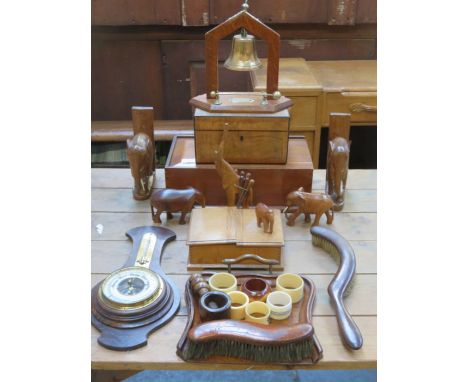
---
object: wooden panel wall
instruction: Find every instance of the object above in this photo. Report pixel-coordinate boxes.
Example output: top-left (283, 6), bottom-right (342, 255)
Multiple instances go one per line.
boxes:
top-left (92, 0), bottom-right (181, 25)
top-left (91, 40), bottom-right (164, 120)
top-left (91, 0), bottom-right (377, 120)
top-left (92, 0), bottom-right (376, 26)
top-left (209, 0), bottom-right (328, 24)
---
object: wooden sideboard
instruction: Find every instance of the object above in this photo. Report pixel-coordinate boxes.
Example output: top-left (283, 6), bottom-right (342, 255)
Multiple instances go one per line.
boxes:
top-left (251, 59), bottom-right (377, 168)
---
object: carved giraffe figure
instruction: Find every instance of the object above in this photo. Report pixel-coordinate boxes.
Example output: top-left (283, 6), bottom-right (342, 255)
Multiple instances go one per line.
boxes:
top-left (214, 127), bottom-right (253, 207)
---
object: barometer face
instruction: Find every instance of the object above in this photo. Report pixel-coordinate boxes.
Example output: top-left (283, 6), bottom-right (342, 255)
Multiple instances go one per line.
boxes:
top-left (99, 267), bottom-right (164, 310)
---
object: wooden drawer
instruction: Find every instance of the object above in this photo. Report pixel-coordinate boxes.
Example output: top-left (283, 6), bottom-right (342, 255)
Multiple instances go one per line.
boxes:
top-left (195, 130), bottom-right (288, 164)
top-left (194, 116), bottom-right (288, 131)
top-left (288, 96), bottom-right (319, 130)
top-left (324, 92), bottom-right (377, 124)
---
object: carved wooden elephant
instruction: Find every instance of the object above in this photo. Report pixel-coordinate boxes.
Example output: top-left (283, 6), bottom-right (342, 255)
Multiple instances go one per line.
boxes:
top-left (255, 203), bottom-right (274, 234)
top-left (326, 137), bottom-right (350, 211)
top-left (284, 187), bottom-right (334, 227)
top-left (150, 187), bottom-right (206, 225)
top-left (127, 133), bottom-right (155, 200)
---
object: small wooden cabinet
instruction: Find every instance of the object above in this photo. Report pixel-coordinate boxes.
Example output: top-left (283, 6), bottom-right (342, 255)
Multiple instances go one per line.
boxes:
top-left (250, 58), bottom-right (322, 167)
top-left (193, 108), bottom-right (290, 164)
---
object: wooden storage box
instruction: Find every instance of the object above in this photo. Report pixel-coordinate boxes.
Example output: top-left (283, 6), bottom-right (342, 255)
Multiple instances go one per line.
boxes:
top-left (250, 58), bottom-right (323, 167)
top-left (193, 108), bottom-right (290, 164)
top-left (187, 207), bottom-right (284, 271)
top-left (165, 135), bottom-right (314, 206)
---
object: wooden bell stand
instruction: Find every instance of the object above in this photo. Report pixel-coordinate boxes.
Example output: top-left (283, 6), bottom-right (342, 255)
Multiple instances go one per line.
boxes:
top-left (174, 2), bottom-right (313, 270)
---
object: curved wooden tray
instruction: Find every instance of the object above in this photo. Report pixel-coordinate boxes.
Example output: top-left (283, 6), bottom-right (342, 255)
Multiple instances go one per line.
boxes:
top-left (176, 272), bottom-right (323, 364)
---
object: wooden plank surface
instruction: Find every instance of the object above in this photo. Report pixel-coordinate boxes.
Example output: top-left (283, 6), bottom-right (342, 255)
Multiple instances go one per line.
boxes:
top-left (91, 168), bottom-right (376, 190)
top-left (91, 169), bottom-right (376, 370)
top-left (91, 120), bottom-right (193, 142)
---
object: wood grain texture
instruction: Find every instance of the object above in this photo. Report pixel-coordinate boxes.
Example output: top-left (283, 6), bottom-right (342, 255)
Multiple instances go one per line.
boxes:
top-left (210, 0), bottom-right (329, 24)
top-left (91, 168), bottom-right (376, 369)
top-left (92, 316), bottom-right (376, 370)
top-left (328, 0), bottom-right (357, 25)
top-left (194, 110), bottom-right (290, 164)
top-left (250, 58), bottom-right (323, 166)
top-left (165, 136), bottom-right (312, 205)
top-left (91, 1), bottom-right (376, 26)
top-left (92, 40), bottom-right (164, 120)
top-left (307, 60), bottom-right (377, 93)
top-left (91, 120), bottom-right (193, 142)
top-left (90, 168), bottom-right (375, 190)
top-left (182, 0), bottom-right (210, 26)
top-left (92, 0), bottom-right (181, 26)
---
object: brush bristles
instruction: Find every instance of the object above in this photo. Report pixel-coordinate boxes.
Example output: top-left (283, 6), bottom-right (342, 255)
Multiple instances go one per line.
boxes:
top-left (182, 338), bottom-right (314, 363)
top-left (311, 234), bottom-right (355, 297)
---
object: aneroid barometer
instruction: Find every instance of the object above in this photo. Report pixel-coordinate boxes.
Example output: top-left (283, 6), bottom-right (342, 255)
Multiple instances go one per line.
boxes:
top-left (91, 226), bottom-right (180, 351)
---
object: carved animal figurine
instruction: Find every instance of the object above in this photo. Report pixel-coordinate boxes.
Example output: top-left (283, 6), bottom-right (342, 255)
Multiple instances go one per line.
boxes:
top-left (150, 187), bottom-right (205, 225)
top-left (326, 137), bottom-right (350, 211)
top-left (255, 203), bottom-right (274, 234)
top-left (214, 127), bottom-right (253, 207)
top-left (284, 187), bottom-right (334, 227)
top-left (127, 133), bottom-right (154, 200)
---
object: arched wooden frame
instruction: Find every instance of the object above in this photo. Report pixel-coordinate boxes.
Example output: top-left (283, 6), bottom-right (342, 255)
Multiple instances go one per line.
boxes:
top-left (205, 10), bottom-right (280, 100)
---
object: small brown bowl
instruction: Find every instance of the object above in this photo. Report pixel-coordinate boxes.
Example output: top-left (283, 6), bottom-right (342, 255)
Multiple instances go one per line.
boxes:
top-left (199, 291), bottom-right (231, 321)
top-left (240, 278), bottom-right (271, 302)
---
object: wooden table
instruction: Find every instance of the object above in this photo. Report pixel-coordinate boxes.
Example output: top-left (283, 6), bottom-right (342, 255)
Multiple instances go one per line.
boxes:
top-left (92, 168), bottom-right (376, 372)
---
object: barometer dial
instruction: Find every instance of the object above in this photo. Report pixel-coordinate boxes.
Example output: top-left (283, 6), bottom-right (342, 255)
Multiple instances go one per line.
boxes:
top-left (99, 267), bottom-right (164, 310)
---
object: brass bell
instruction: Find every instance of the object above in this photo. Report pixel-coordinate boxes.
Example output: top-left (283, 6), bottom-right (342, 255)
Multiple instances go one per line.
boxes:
top-left (224, 30), bottom-right (262, 71)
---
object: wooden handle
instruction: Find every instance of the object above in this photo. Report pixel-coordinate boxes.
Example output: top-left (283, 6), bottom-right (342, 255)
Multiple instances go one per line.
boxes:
top-left (349, 103), bottom-right (377, 113)
top-left (189, 320), bottom-right (313, 345)
top-left (223, 254), bottom-right (279, 274)
top-left (310, 226), bottom-right (363, 350)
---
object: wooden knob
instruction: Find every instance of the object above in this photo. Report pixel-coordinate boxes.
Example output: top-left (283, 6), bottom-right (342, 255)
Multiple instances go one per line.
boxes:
top-left (189, 274), bottom-right (209, 296)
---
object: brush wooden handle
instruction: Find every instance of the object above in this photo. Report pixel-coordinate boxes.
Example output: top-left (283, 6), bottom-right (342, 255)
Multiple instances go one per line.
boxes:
top-left (189, 320), bottom-right (313, 345)
top-left (310, 226), bottom-right (363, 350)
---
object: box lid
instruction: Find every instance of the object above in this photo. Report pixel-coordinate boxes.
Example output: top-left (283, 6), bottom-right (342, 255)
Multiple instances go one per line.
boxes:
top-left (307, 60), bottom-right (376, 92)
top-left (193, 108), bottom-right (290, 119)
top-left (187, 207), bottom-right (284, 247)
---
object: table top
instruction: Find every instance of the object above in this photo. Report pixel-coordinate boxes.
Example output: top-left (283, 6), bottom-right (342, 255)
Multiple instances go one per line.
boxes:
top-left (250, 58), bottom-right (376, 95)
top-left (250, 58), bottom-right (322, 96)
top-left (307, 60), bottom-right (377, 93)
top-left (91, 168), bottom-right (376, 370)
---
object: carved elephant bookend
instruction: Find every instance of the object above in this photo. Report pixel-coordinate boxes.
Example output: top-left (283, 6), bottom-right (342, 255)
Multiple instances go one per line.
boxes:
top-left (150, 187), bottom-right (206, 225)
top-left (283, 187), bottom-right (334, 227)
top-left (326, 137), bottom-right (350, 211)
top-left (127, 133), bottom-right (155, 200)
top-left (255, 203), bottom-right (274, 234)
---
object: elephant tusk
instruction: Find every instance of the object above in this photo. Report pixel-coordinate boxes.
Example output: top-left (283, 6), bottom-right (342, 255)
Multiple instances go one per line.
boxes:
top-left (140, 179), bottom-right (146, 192)
top-left (282, 206), bottom-right (290, 213)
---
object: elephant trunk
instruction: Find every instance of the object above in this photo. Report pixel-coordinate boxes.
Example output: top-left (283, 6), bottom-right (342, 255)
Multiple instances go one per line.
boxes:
top-left (197, 194), bottom-right (206, 208)
top-left (335, 172), bottom-right (344, 202)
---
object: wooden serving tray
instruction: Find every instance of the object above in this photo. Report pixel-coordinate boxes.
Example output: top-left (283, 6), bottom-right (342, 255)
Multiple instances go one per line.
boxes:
top-left (176, 272), bottom-right (323, 365)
